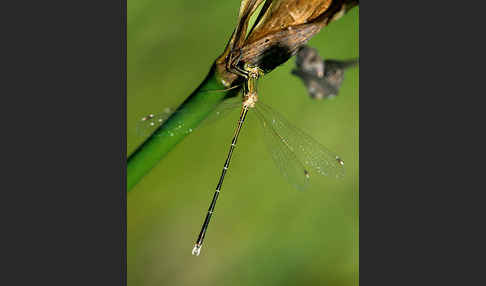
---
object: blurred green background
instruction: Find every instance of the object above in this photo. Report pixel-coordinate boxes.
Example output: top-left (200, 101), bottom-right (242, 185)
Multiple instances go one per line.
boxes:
top-left (128, 1), bottom-right (359, 285)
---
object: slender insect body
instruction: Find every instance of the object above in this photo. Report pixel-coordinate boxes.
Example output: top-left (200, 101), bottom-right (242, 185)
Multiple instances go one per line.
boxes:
top-left (192, 64), bottom-right (261, 256)
top-left (192, 62), bottom-right (344, 255)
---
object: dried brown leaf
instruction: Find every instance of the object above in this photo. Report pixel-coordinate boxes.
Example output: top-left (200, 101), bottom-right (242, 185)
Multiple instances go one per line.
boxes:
top-left (215, 0), bottom-right (358, 86)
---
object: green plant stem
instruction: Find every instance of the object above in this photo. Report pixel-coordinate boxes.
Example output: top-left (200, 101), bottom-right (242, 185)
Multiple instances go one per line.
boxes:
top-left (127, 65), bottom-right (240, 191)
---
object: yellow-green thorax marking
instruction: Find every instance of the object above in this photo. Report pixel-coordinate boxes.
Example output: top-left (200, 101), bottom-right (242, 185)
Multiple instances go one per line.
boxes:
top-left (242, 64), bottom-right (264, 108)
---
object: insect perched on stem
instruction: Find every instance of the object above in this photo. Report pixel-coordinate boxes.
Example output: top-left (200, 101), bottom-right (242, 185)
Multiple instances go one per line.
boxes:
top-left (188, 0), bottom-right (357, 255)
top-left (137, 63), bottom-right (346, 256)
top-left (136, 0), bottom-right (357, 256)
top-left (190, 63), bottom-right (345, 256)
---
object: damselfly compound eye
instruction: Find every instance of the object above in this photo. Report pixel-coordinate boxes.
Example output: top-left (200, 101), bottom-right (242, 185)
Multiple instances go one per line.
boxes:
top-left (336, 157), bottom-right (344, 166)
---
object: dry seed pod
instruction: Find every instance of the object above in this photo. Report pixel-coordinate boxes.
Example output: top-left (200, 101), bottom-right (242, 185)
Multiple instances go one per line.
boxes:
top-left (291, 45), bottom-right (358, 99)
top-left (215, 0), bottom-right (359, 86)
top-left (294, 44), bottom-right (325, 77)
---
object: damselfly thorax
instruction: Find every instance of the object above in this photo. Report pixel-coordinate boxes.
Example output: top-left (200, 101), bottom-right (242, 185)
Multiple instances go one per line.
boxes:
top-left (241, 64), bottom-right (263, 108)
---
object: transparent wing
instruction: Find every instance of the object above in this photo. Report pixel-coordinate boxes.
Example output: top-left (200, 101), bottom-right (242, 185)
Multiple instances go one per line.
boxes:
top-left (135, 95), bottom-right (242, 138)
top-left (254, 102), bottom-right (345, 191)
top-left (135, 107), bottom-right (173, 137)
top-left (200, 96), bottom-right (242, 126)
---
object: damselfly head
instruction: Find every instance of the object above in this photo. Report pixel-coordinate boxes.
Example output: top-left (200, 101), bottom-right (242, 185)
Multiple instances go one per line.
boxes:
top-left (244, 64), bottom-right (264, 79)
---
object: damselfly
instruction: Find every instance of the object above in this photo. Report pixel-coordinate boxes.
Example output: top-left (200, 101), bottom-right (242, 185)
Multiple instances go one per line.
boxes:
top-left (136, 64), bottom-right (345, 256)
top-left (192, 64), bottom-right (344, 256)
